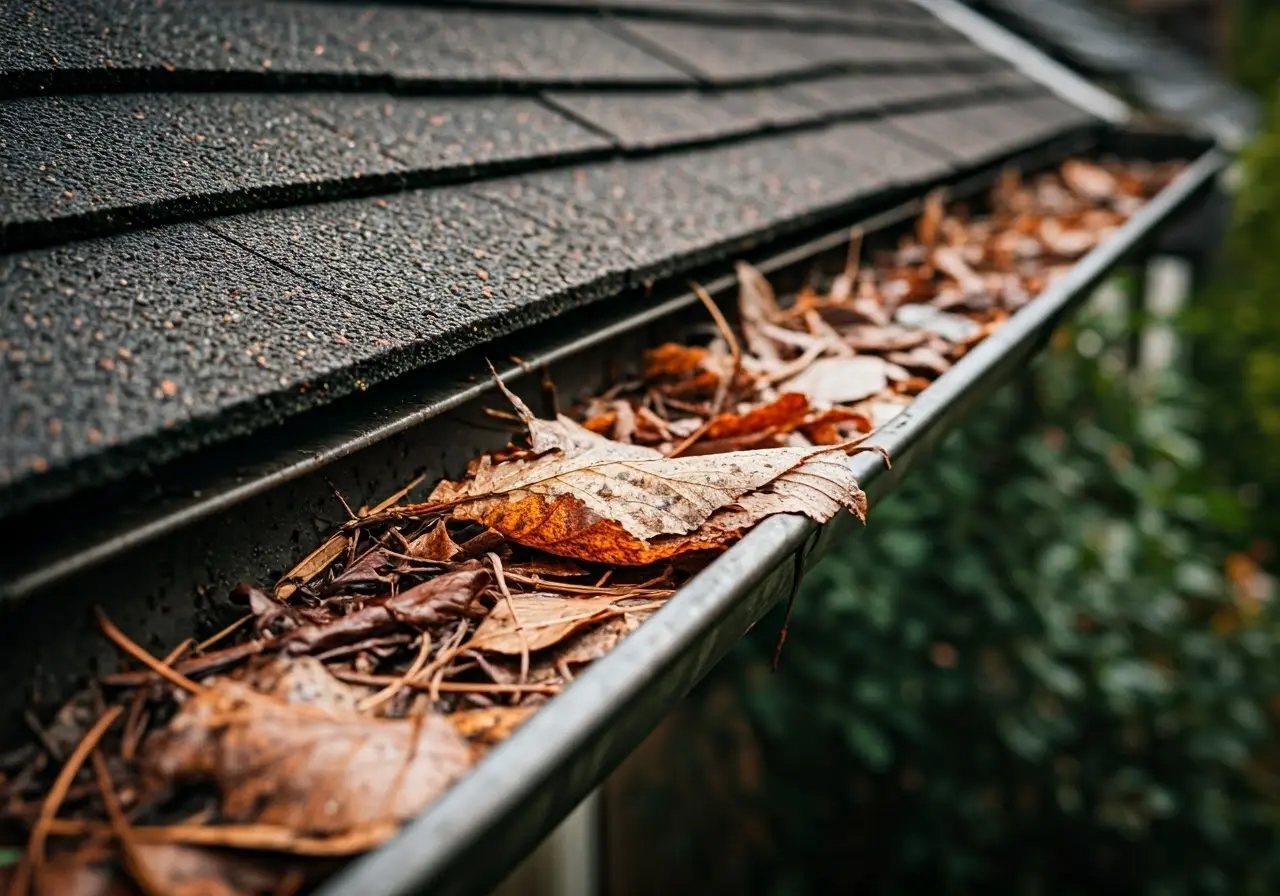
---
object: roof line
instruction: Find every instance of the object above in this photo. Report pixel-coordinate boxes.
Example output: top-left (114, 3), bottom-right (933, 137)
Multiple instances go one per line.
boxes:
top-left (908, 0), bottom-right (1131, 125)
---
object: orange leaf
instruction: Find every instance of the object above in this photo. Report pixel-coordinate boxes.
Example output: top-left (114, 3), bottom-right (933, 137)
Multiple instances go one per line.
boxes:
top-left (705, 392), bottom-right (810, 440)
top-left (643, 343), bottom-right (707, 380)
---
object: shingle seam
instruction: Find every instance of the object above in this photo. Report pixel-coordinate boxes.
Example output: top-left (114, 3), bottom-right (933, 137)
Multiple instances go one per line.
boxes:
top-left (195, 222), bottom-right (412, 341)
top-left (0, 83), bottom-right (1054, 254)
top-left (589, 16), bottom-right (712, 85)
top-left (0, 57), bottom-right (1010, 102)
top-left (531, 95), bottom-right (626, 149)
top-left (404, 0), bottom-right (949, 38)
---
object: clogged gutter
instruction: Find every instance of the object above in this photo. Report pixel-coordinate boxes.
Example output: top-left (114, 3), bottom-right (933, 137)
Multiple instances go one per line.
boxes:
top-left (0, 157), bottom-right (1184, 895)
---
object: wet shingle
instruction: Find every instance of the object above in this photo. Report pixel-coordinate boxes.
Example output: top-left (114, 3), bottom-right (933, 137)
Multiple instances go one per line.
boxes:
top-left (207, 188), bottom-right (621, 363)
top-left (1, 0), bottom-right (694, 92)
top-left (297, 95), bottom-right (611, 170)
top-left (0, 224), bottom-right (395, 490)
top-left (543, 90), bottom-right (765, 150)
top-left (0, 92), bottom-right (397, 250)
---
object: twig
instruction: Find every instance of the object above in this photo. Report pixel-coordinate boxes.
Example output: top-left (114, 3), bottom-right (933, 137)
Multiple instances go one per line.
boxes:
top-left (333, 671), bottom-right (561, 695)
top-left (90, 749), bottom-right (164, 896)
top-left (42, 818), bottom-right (395, 857)
top-left (196, 615), bottom-right (251, 653)
top-left (844, 225), bottom-right (864, 285)
top-left (121, 638), bottom-right (191, 762)
top-left (691, 281), bottom-right (742, 418)
top-left (487, 552), bottom-right (529, 695)
top-left (357, 633), bottom-right (433, 713)
top-left (95, 609), bottom-right (205, 696)
top-left (12, 705), bottom-right (122, 896)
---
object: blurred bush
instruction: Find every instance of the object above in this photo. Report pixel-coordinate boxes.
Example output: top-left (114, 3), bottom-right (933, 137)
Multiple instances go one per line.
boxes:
top-left (731, 312), bottom-right (1280, 894)
top-left (1186, 0), bottom-right (1280, 552)
top-left (611, 305), bottom-right (1280, 896)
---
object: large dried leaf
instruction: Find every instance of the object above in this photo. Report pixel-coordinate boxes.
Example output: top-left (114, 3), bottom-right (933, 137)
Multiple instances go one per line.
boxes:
top-left (468, 595), bottom-right (629, 654)
top-left (142, 668), bottom-right (471, 836)
top-left (428, 385), bottom-right (865, 564)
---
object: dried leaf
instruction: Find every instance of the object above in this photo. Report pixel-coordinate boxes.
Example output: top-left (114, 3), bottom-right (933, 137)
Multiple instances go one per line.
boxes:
top-left (468, 594), bottom-right (624, 654)
top-left (434, 432), bottom-right (863, 564)
top-left (142, 674), bottom-right (471, 836)
top-left (781, 357), bottom-right (888, 404)
top-left (282, 567), bottom-right (488, 655)
top-left (917, 189), bottom-right (945, 250)
top-left (705, 393), bottom-right (810, 440)
top-left (1060, 159), bottom-right (1118, 203)
top-left (275, 533), bottom-right (349, 600)
top-left (407, 521), bottom-right (460, 562)
top-left (894, 304), bottom-right (982, 343)
top-left (449, 707), bottom-right (535, 747)
top-left (643, 343), bottom-right (707, 380)
top-left (736, 261), bottom-right (783, 366)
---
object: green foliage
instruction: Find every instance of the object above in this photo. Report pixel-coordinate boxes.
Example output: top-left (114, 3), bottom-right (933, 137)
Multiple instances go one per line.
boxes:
top-left (1189, 88), bottom-right (1280, 554)
top-left (681, 305), bottom-right (1280, 894)
top-left (1230, 0), bottom-right (1280, 100)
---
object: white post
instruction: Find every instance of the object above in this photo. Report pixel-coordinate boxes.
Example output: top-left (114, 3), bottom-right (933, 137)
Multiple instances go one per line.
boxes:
top-left (490, 790), bottom-right (602, 896)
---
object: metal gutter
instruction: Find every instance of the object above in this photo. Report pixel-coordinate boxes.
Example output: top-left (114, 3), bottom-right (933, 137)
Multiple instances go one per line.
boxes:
top-left (320, 140), bottom-right (1227, 896)
top-left (910, 0), bottom-right (1132, 126)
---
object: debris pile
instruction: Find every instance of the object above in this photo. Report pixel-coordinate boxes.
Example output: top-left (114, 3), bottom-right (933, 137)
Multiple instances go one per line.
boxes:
top-left (0, 158), bottom-right (1183, 894)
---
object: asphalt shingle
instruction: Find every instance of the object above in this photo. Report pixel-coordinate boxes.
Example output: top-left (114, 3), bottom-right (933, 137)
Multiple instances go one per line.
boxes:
top-left (0, 224), bottom-right (396, 492)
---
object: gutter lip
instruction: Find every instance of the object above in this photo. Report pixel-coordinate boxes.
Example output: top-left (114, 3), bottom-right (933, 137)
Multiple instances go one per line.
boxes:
top-left (319, 136), bottom-right (1226, 896)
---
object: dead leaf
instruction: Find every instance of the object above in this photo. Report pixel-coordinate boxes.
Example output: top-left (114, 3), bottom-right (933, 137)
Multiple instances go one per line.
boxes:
top-left (705, 393), bottom-right (810, 440)
top-left (886, 346), bottom-right (951, 376)
top-left (893, 304), bottom-right (982, 343)
top-left (780, 357), bottom-right (887, 404)
top-left (468, 594), bottom-right (625, 654)
top-left (449, 707), bottom-right (535, 747)
top-left (407, 521), bottom-right (460, 562)
top-left (917, 189), bottom-right (946, 250)
top-left (1060, 159), bottom-right (1118, 203)
top-left (275, 533), bottom-right (349, 600)
top-left (433, 435), bottom-right (866, 565)
top-left (736, 261), bottom-right (783, 366)
top-left (643, 343), bottom-right (707, 380)
top-left (282, 567), bottom-right (488, 655)
top-left (142, 675), bottom-right (471, 836)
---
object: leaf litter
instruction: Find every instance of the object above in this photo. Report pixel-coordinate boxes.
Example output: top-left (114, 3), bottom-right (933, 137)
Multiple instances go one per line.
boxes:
top-left (0, 157), bottom-right (1182, 894)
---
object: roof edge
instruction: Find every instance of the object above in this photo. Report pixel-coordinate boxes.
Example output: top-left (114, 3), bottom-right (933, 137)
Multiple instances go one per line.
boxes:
top-left (909, 0), bottom-right (1132, 126)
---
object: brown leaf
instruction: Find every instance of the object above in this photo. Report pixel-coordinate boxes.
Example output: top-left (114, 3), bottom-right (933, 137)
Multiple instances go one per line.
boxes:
top-left (885, 346), bottom-right (951, 377)
top-left (842, 324), bottom-right (929, 353)
top-left (406, 521), bottom-right (460, 562)
top-left (275, 533), bottom-right (349, 600)
top-left (780, 357), bottom-right (888, 404)
top-left (736, 261), bottom-right (784, 366)
top-left (449, 706), bottom-right (535, 747)
top-left (281, 567), bottom-right (488, 655)
top-left (1060, 159), bottom-right (1118, 203)
top-left (554, 612), bottom-right (651, 665)
top-left (643, 343), bottom-right (707, 380)
top-left (705, 393), bottom-right (810, 440)
top-left (468, 594), bottom-right (625, 654)
top-left (798, 408), bottom-right (872, 445)
top-left (142, 674), bottom-right (471, 836)
top-left (435, 435), bottom-right (864, 565)
top-left (917, 189), bottom-right (946, 250)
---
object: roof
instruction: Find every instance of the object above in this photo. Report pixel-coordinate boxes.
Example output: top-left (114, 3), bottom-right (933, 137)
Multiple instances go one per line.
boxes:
top-left (961, 0), bottom-right (1259, 146)
top-left (0, 0), bottom-right (1102, 518)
